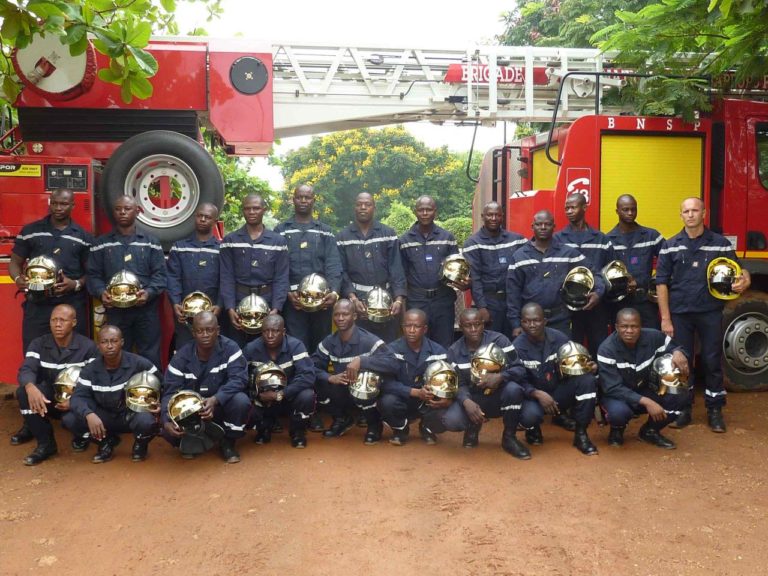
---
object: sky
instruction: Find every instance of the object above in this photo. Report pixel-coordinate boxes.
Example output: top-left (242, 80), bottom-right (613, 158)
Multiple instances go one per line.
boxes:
top-left (174, 0), bottom-right (515, 188)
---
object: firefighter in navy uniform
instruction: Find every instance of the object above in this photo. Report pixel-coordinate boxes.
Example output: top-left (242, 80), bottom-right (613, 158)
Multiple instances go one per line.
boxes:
top-left (167, 203), bottom-right (222, 351)
top-left (443, 308), bottom-right (530, 460)
top-left (220, 194), bottom-right (289, 347)
top-left (605, 194), bottom-right (664, 329)
top-left (379, 308), bottom-right (451, 445)
top-left (10, 189), bottom-right (93, 351)
top-left (507, 210), bottom-right (600, 338)
top-left (554, 192), bottom-right (614, 357)
top-left (597, 308), bottom-right (690, 449)
top-left (336, 192), bottom-right (406, 342)
top-left (312, 299), bottom-right (400, 444)
top-left (656, 197), bottom-right (751, 432)
top-left (11, 304), bottom-right (98, 465)
top-left (463, 201), bottom-right (526, 334)
top-left (67, 325), bottom-right (159, 463)
top-left (161, 312), bottom-right (251, 463)
top-left (86, 195), bottom-right (166, 369)
top-left (275, 184), bottom-right (342, 353)
top-left (244, 314), bottom-right (317, 449)
top-left (399, 196), bottom-right (463, 348)
top-left (514, 303), bottom-right (598, 455)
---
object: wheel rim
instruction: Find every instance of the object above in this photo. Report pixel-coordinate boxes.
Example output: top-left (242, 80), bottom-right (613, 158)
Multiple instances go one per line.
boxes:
top-left (123, 154), bottom-right (200, 230)
top-left (723, 312), bottom-right (768, 375)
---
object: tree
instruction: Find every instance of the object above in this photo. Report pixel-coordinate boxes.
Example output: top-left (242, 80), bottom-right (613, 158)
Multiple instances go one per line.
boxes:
top-left (381, 200), bottom-right (414, 236)
top-left (278, 126), bottom-right (480, 231)
top-left (0, 0), bottom-right (223, 105)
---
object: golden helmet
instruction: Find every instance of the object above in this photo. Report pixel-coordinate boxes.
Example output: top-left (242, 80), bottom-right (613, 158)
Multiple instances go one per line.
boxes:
top-left (53, 365), bottom-right (81, 404)
top-left (181, 291), bottom-right (213, 322)
top-left (167, 390), bottom-right (205, 428)
top-left (255, 361), bottom-right (287, 392)
top-left (647, 269), bottom-right (658, 304)
top-left (707, 257), bottom-right (742, 300)
top-left (235, 294), bottom-right (270, 334)
top-left (470, 342), bottom-right (507, 386)
top-left (349, 371), bottom-right (381, 400)
top-left (560, 266), bottom-right (594, 311)
top-left (441, 254), bottom-right (471, 289)
top-left (365, 287), bottom-right (392, 323)
top-left (298, 273), bottom-right (329, 312)
top-left (423, 360), bottom-right (458, 399)
top-left (602, 260), bottom-right (633, 303)
top-left (125, 371), bottom-right (161, 412)
top-left (651, 354), bottom-right (690, 395)
top-left (557, 341), bottom-right (592, 377)
top-left (107, 270), bottom-right (141, 308)
top-left (24, 255), bottom-right (59, 299)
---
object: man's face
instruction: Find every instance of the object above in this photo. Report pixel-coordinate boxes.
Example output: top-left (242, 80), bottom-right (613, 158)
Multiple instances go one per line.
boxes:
top-left (113, 198), bottom-right (138, 228)
top-left (98, 329), bottom-right (123, 361)
top-left (333, 303), bottom-right (356, 331)
top-left (354, 195), bottom-right (375, 224)
top-left (615, 314), bottom-right (642, 347)
top-left (520, 308), bottom-right (546, 341)
top-left (616, 197), bottom-right (637, 225)
top-left (192, 316), bottom-right (219, 349)
top-left (459, 314), bottom-right (484, 346)
top-left (680, 199), bottom-right (705, 229)
top-left (49, 307), bottom-right (76, 341)
top-left (243, 197), bottom-right (267, 226)
top-left (482, 205), bottom-right (503, 232)
top-left (402, 313), bottom-right (428, 347)
top-left (532, 213), bottom-right (555, 241)
top-left (293, 187), bottom-right (315, 217)
top-left (261, 321), bottom-right (285, 349)
top-left (49, 192), bottom-right (74, 222)
top-left (414, 198), bottom-right (436, 227)
top-left (564, 196), bottom-right (586, 224)
top-left (195, 205), bottom-right (217, 235)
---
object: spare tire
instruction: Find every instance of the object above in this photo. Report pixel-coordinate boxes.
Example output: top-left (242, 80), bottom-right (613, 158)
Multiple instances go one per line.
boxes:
top-left (100, 130), bottom-right (224, 248)
top-left (722, 290), bottom-right (768, 392)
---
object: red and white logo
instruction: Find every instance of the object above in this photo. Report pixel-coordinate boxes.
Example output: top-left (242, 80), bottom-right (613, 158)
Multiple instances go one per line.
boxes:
top-left (566, 168), bottom-right (591, 204)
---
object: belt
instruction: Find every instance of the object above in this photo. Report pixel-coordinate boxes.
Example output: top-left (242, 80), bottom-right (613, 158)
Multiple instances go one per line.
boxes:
top-left (409, 286), bottom-right (448, 298)
top-left (352, 281), bottom-right (390, 293)
top-left (542, 305), bottom-right (565, 319)
top-left (483, 291), bottom-right (506, 301)
top-left (236, 283), bottom-right (271, 295)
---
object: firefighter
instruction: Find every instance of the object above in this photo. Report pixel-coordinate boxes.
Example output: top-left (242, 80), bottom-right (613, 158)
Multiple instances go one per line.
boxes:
top-left (399, 196), bottom-right (464, 348)
top-left (67, 325), bottom-right (159, 463)
top-left (443, 308), bottom-right (530, 459)
top-left (554, 192), bottom-right (614, 357)
top-left (161, 311), bottom-right (250, 463)
top-left (10, 189), bottom-right (93, 351)
top-left (166, 203), bottom-right (222, 351)
top-left (336, 192), bottom-right (406, 342)
top-left (86, 195), bottom-right (167, 369)
top-left (312, 299), bottom-right (399, 444)
top-left (379, 309), bottom-right (451, 445)
top-left (507, 210), bottom-right (599, 338)
top-left (656, 197), bottom-right (751, 432)
top-left (244, 314), bottom-right (317, 449)
top-left (514, 303), bottom-right (598, 455)
top-left (463, 201), bottom-right (526, 335)
top-left (220, 194), bottom-right (289, 347)
top-left (11, 304), bottom-right (98, 465)
top-left (605, 194), bottom-right (664, 329)
top-left (597, 308), bottom-right (690, 449)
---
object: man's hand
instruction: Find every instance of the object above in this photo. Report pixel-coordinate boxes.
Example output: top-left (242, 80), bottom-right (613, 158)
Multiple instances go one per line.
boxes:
top-left (328, 373), bottom-right (351, 386)
top-left (321, 291), bottom-right (339, 310)
top-left (452, 279), bottom-right (471, 292)
top-left (661, 317), bottom-right (674, 338)
top-left (86, 413), bottom-right (107, 442)
top-left (14, 273), bottom-right (29, 291)
top-left (671, 350), bottom-right (690, 379)
top-left (135, 289), bottom-right (149, 306)
top-left (582, 292), bottom-right (600, 311)
top-left (532, 389), bottom-right (559, 415)
top-left (100, 290), bottom-right (114, 307)
top-left (732, 271), bottom-right (751, 294)
top-left (627, 277), bottom-right (638, 293)
top-left (173, 303), bottom-right (186, 323)
top-left (411, 387), bottom-right (433, 402)
top-left (228, 308), bottom-right (243, 330)
top-left (269, 308), bottom-right (279, 316)
top-left (478, 372), bottom-right (503, 391)
top-left (287, 291), bottom-right (302, 310)
top-left (478, 307), bottom-right (490, 325)
top-left (164, 421), bottom-right (185, 438)
top-left (344, 357), bottom-right (362, 382)
top-left (463, 399), bottom-right (485, 425)
top-left (350, 296), bottom-right (367, 316)
top-left (639, 397), bottom-right (667, 422)
top-left (200, 396), bottom-right (218, 420)
top-left (54, 273), bottom-right (76, 296)
top-left (211, 305), bottom-right (222, 317)
top-left (390, 298), bottom-right (404, 317)
top-left (25, 383), bottom-right (50, 416)
top-left (427, 397), bottom-right (452, 410)
top-left (587, 360), bottom-right (598, 374)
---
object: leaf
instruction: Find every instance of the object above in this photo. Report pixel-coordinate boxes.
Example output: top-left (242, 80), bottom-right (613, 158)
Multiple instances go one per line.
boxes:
top-left (2, 75), bottom-right (21, 104)
top-left (120, 79), bottom-right (133, 103)
top-left (129, 74), bottom-right (153, 100)
top-left (127, 45), bottom-right (158, 76)
top-left (62, 23), bottom-right (86, 45)
top-left (0, 12), bottom-right (21, 40)
top-left (26, 1), bottom-right (64, 19)
top-left (126, 21), bottom-right (152, 47)
top-left (97, 67), bottom-right (121, 84)
top-left (68, 33), bottom-right (89, 56)
top-left (160, 0), bottom-right (176, 12)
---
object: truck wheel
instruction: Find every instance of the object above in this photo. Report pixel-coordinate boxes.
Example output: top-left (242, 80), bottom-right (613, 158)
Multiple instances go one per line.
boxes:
top-left (722, 290), bottom-right (768, 392)
top-left (100, 130), bottom-right (224, 247)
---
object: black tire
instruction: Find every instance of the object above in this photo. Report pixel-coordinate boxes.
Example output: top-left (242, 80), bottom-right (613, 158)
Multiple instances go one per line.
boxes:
top-left (722, 290), bottom-right (768, 392)
top-left (100, 130), bottom-right (224, 248)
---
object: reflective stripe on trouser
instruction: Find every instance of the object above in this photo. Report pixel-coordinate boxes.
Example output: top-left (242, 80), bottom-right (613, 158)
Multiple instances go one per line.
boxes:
top-left (16, 380), bottom-right (64, 444)
top-left (443, 381), bottom-right (524, 431)
top-left (316, 379), bottom-right (380, 423)
top-left (69, 407), bottom-right (158, 440)
top-left (601, 388), bottom-right (689, 429)
top-left (249, 388), bottom-right (316, 428)
top-left (378, 393), bottom-right (425, 430)
top-left (518, 373), bottom-right (598, 428)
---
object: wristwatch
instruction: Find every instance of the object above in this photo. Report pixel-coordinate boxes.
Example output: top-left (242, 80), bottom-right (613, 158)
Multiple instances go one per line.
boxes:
top-left (275, 390), bottom-right (285, 402)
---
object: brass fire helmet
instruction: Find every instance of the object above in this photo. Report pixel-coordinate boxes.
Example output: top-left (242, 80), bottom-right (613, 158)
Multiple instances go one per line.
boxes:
top-left (441, 254), bottom-right (471, 290)
top-left (470, 342), bottom-right (507, 386)
top-left (298, 273), bottom-right (329, 312)
top-left (167, 390), bottom-right (205, 429)
top-left (423, 360), bottom-right (458, 399)
top-left (365, 287), bottom-right (392, 323)
top-left (107, 270), bottom-right (141, 308)
top-left (557, 341), bottom-right (592, 377)
top-left (602, 260), bottom-right (633, 303)
top-left (349, 371), bottom-right (381, 401)
top-left (560, 266), bottom-right (594, 311)
top-left (647, 270), bottom-right (658, 304)
top-left (53, 365), bottom-right (81, 404)
top-left (181, 291), bottom-right (213, 323)
top-left (235, 294), bottom-right (270, 334)
top-left (258, 361), bottom-right (288, 392)
top-left (125, 371), bottom-right (161, 413)
top-left (24, 255), bottom-right (59, 300)
top-left (651, 353), bottom-right (690, 395)
top-left (707, 257), bottom-right (742, 301)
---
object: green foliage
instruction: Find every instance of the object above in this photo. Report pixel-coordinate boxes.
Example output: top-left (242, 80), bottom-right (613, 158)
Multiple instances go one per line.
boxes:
top-left (381, 200), bottom-right (414, 236)
top-left (0, 0), bottom-right (223, 105)
top-left (440, 217), bottom-right (473, 247)
top-left (279, 127), bottom-right (479, 231)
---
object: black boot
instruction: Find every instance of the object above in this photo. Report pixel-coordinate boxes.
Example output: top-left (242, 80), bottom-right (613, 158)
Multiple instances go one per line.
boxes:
top-left (707, 407), bottom-right (726, 433)
top-left (254, 426), bottom-right (272, 444)
top-left (639, 423), bottom-right (676, 450)
top-left (501, 427), bottom-right (531, 460)
top-left (71, 435), bottom-right (90, 452)
top-left (11, 424), bottom-right (34, 446)
top-left (364, 421), bottom-right (383, 445)
top-left (389, 424), bottom-right (410, 446)
top-left (92, 436), bottom-right (120, 464)
top-left (525, 425), bottom-right (543, 446)
top-left (322, 416), bottom-right (354, 438)
top-left (419, 421), bottom-right (437, 445)
top-left (308, 412), bottom-right (326, 433)
top-left (573, 425), bottom-right (598, 456)
top-left (462, 422), bottom-right (482, 448)
top-left (220, 438), bottom-right (241, 463)
top-left (23, 440), bottom-right (58, 466)
top-left (669, 408), bottom-right (691, 429)
top-left (290, 421), bottom-right (308, 449)
top-left (131, 438), bottom-right (150, 462)
top-left (607, 426), bottom-right (625, 447)
top-left (552, 413), bottom-right (577, 432)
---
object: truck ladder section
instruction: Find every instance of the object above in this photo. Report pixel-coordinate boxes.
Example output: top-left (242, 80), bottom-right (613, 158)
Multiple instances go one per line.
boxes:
top-left (271, 44), bottom-right (628, 137)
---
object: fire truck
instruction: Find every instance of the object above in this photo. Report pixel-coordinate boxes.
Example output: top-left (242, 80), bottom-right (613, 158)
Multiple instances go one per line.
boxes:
top-left (1, 39), bottom-right (767, 392)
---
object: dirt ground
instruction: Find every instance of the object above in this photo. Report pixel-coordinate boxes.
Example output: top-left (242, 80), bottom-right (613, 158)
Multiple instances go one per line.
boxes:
top-left (1, 390), bottom-right (767, 576)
